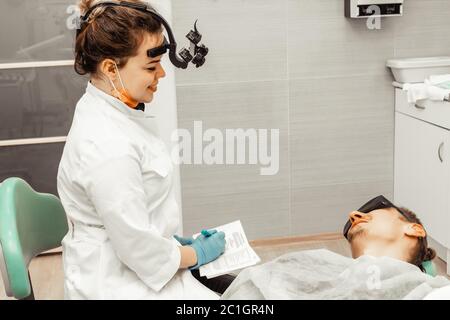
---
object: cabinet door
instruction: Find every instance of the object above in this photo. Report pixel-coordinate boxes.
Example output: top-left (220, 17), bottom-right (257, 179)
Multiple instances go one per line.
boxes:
top-left (394, 113), bottom-right (450, 248)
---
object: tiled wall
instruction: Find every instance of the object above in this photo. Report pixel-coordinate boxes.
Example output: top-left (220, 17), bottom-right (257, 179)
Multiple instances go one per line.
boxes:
top-left (172, 0), bottom-right (450, 239)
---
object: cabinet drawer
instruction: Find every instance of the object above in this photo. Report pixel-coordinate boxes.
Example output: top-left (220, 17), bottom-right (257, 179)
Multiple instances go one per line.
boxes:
top-left (395, 89), bottom-right (450, 129)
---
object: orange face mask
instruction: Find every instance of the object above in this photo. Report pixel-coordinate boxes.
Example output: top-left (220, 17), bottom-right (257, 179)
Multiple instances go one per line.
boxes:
top-left (109, 63), bottom-right (140, 109)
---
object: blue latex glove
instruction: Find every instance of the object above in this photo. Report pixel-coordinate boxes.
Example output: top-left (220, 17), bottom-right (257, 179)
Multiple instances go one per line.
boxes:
top-left (173, 231), bottom-right (220, 245)
top-left (189, 229), bottom-right (226, 270)
top-left (173, 235), bottom-right (194, 246)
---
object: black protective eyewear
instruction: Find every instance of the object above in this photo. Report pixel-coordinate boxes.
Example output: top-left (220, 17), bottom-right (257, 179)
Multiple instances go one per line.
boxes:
top-left (343, 195), bottom-right (412, 240)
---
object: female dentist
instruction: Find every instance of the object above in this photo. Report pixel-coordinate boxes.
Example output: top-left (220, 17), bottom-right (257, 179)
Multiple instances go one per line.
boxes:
top-left (57, 0), bottom-right (226, 299)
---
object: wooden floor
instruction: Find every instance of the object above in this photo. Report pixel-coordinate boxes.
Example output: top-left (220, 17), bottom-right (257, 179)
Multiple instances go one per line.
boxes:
top-left (1, 233), bottom-right (448, 300)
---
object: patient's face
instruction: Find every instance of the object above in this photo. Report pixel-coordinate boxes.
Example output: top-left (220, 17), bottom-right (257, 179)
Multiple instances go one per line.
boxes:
top-left (347, 208), bottom-right (405, 242)
top-left (347, 207), bottom-right (420, 259)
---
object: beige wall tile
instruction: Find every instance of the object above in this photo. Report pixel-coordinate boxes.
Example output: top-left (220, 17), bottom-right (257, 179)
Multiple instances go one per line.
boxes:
top-left (288, 0), bottom-right (396, 79)
top-left (290, 75), bottom-right (394, 188)
top-left (172, 0), bottom-right (288, 85)
top-left (394, 0), bottom-right (450, 58)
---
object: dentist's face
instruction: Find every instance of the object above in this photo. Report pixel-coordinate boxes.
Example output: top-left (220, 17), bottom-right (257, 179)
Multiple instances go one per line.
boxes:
top-left (113, 32), bottom-right (167, 104)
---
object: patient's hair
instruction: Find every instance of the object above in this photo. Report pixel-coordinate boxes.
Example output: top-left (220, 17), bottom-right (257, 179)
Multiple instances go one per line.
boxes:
top-left (74, 0), bottom-right (162, 75)
top-left (397, 207), bottom-right (436, 271)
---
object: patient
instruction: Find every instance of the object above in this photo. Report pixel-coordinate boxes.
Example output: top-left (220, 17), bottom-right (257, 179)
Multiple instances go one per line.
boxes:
top-left (222, 195), bottom-right (450, 299)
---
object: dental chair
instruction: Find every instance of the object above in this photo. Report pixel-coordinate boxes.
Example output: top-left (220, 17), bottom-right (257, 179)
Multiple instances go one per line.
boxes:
top-left (0, 177), bottom-right (68, 299)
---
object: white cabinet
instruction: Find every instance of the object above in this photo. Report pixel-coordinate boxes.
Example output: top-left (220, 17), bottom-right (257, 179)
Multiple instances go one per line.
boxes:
top-left (394, 89), bottom-right (450, 272)
top-left (394, 113), bottom-right (450, 247)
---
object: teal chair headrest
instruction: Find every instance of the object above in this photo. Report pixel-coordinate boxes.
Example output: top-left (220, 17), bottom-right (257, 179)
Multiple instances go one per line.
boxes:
top-left (0, 177), bottom-right (68, 299)
top-left (422, 260), bottom-right (437, 277)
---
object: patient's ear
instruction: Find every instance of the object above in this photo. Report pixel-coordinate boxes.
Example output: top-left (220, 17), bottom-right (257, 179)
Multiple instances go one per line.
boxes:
top-left (404, 223), bottom-right (426, 238)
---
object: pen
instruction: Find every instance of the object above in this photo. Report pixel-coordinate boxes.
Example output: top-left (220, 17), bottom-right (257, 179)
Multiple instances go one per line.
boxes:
top-left (201, 229), bottom-right (213, 237)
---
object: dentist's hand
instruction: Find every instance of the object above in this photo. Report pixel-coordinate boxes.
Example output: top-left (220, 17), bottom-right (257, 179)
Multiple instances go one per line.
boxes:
top-left (173, 235), bottom-right (194, 246)
top-left (189, 229), bottom-right (226, 270)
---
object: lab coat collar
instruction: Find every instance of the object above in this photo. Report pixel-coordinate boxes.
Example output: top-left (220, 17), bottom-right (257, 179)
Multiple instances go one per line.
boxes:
top-left (86, 81), bottom-right (154, 119)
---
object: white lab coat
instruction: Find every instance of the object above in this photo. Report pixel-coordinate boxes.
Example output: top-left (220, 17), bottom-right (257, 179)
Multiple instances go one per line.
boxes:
top-left (57, 82), bottom-right (218, 300)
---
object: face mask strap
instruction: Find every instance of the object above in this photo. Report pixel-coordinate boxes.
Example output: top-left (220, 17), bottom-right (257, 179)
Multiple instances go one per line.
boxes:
top-left (108, 62), bottom-right (126, 97)
top-left (108, 75), bottom-right (119, 94)
top-left (106, 62), bottom-right (139, 109)
top-left (113, 62), bottom-right (126, 90)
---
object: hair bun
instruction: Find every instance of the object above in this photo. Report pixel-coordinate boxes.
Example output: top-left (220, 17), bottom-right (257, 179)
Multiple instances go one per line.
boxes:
top-left (79, 0), bottom-right (99, 15)
top-left (78, 0), bottom-right (142, 15)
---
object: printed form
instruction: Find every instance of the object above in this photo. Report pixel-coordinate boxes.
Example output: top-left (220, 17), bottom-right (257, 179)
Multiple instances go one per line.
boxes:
top-left (198, 220), bottom-right (261, 279)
